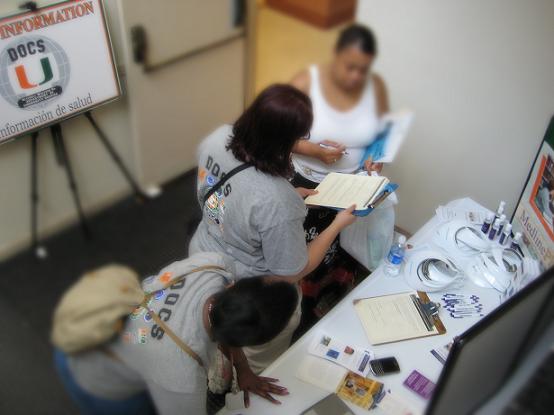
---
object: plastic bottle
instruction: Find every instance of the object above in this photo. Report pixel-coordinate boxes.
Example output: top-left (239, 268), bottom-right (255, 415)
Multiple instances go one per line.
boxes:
top-left (511, 232), bottom-right (522, 251)
top-left (481, 212), bottom-right (495, 234)
top-left (497, 214), bottom-right (507, 235)
top-left (489, 218), bottom-right (501, 240)
top-left (384, 235), bottom-right (407, 277)
top-left (495, 201), bottom-right (506, 222)
top-left (499, 223), bottom-right (512, 246)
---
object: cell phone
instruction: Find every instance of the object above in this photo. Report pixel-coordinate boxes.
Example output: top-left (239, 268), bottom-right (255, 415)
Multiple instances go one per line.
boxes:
top-left (369, 357), bottom-right (400, 376)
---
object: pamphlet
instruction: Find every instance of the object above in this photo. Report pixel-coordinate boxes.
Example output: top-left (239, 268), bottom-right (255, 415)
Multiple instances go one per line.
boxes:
top-left (336, 371), bottom-right (385, 410)
top-left (360, 110), bottom-right (414, 165)
top-left (308, 332), bottom-right (374, 377)
top-left (436, 206), bottom-right (490, 224)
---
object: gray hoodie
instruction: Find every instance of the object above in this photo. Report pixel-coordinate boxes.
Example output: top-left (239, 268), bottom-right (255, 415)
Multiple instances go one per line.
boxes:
top-left (67, 252), bottom-right (235, 414)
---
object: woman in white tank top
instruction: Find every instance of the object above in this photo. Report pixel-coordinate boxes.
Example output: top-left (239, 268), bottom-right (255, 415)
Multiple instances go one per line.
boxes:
top-left (291, 24), bottom-right (389, 183)
top-left (289, 25), bottom-right (391, 322)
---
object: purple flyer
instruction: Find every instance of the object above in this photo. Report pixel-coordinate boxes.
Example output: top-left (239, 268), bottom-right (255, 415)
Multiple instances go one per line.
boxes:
top-left (403, 370), bottom-right (435, 400)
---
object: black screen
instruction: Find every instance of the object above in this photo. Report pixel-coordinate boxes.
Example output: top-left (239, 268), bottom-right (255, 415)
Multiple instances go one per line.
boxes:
top-left (426, 267), bottom-right (554, 415)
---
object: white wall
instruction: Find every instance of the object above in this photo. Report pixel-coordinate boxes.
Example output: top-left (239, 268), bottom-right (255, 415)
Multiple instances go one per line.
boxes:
top-left (357, 0), bottom-right (554, 234)
top-left (0, 0), bottom-right (135, 259)
top-left (0, 1), bottom-right (247, 259)
top-left (117, 0), bottom-right (245, 185)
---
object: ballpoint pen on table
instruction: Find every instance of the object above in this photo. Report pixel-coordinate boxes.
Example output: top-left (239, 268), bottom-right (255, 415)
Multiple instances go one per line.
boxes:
top-left (450, 312), bottom-right (485, 318)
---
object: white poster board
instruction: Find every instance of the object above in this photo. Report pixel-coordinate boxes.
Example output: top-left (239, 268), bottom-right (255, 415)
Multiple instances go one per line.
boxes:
top-left (0, 0), bottom-right (120, 145)
top-left (512, 116), bottom-right (554, 272)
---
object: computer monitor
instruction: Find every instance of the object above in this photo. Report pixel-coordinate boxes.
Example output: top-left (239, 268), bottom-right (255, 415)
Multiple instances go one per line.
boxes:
top-left (426, 267), bottom-right (554, 415)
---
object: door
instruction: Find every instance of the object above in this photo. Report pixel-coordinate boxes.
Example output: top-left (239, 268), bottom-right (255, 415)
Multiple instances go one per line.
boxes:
top-left (116, 0), bottom-right (247, 185)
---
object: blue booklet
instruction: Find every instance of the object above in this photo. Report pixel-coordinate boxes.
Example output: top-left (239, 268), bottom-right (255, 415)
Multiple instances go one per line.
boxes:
top-left (359, 111), bottom-right (414, 168)
top-left (359, 122), bottom-right (393, 167)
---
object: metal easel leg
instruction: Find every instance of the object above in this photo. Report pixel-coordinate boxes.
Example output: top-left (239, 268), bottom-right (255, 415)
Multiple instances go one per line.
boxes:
top-left (84, 111), bottom-right (149, 201)
top-left (50, 124), bottom-right (91, 239)
top-left (30, 131), bottom-right (48, 259)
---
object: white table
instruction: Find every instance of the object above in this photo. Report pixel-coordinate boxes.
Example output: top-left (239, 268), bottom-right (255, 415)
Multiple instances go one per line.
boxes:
top-left (220, 198), bottom-right (501, 415)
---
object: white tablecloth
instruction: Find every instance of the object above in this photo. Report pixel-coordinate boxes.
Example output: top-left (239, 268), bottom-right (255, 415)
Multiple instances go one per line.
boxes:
top-left (219, 198), bottom-right (500, 415)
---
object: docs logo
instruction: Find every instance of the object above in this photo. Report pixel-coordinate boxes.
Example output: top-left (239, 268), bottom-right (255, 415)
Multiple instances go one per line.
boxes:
top-left (0, 35), bottom-right (70, 110)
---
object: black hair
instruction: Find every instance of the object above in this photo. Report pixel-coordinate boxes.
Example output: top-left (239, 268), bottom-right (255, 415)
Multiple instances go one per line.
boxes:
top-left (336, 24), bottom-right (377, 56)
top-left (210, 277), bottom-right (298, 347)
top-left (227, 84), bottom-right (313, 178)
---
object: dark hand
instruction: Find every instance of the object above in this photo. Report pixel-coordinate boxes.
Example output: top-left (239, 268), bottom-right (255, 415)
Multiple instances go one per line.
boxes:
top-left (237, 368), bottom-right (289, 407)
top-left (334, 204), bottom-right (358, 229)
top-left (364, 157), bottom-right (384, 174)
top-left (295, 187), bottom-right (318, 199)
top-left (317, 140), bottom-right (346, 165)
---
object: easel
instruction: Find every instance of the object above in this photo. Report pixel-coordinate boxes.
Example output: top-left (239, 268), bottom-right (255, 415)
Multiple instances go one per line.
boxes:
top-left (17, 2), bottom-right (153, 259)
top-left (30, 112), bottom-right (150, 259)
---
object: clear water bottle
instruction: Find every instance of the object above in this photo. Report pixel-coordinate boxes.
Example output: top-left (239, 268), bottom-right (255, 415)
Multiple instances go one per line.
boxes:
top-left (384, 235), bottom-right (407, 277)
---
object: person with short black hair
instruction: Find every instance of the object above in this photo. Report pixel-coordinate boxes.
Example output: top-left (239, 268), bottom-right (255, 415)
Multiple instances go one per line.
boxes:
top-left (289, 23), bottom-right (392, 320)
top-left (290, 22), bottom-right (388, 180)
top-left (211, 276), bottom-right (297, 346)
top-left (335, 23), bottom-right (377, 56)
top-left (189, 84), bottom-right (357, 373)
top-left (54, 253), bottom-right (298, 414)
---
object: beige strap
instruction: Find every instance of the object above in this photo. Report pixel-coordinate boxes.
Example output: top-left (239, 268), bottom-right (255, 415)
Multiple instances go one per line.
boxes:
top-left (147, 308), bottom-right (205, 368)
top-left (100, 347), bottom-right (123, 363)
top-left (138, 264), bottom-right (226, 369)
top-left (141, 265), bottom-right (226, 304)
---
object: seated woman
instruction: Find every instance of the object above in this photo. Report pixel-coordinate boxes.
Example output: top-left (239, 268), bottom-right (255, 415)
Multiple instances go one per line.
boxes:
top-left (189, 84), bottom-right (357, 373)
top-left (54, 252), bottom-right (298, 415)
top-left (289, 24), bottom-right (390, 317)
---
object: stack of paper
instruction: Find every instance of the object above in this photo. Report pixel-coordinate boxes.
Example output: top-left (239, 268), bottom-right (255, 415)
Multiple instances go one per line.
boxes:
top-left (305, 173), bottom-right (390, 211)
top-left (353, 292), bottom-right (446, 345)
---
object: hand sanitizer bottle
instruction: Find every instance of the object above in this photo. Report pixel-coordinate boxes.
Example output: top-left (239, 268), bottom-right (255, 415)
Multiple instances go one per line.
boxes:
top-left (481, 212), bottom-right (495, 234)
top-left (499, 223), bottom-right (512, 245)
top-left (384, 235), bottom-right (407, 277)
top-left (497, 214), bottom-right (507, 235)
top-left (511, 232), bottom-right (522, 252)
top-left (489, 219), bottom-right (501, 240)
top-left (495, 201), bottom-right (506, 222)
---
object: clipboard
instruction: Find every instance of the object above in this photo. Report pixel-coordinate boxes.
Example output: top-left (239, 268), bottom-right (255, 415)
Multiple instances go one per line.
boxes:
top-left (331, 183), bottom-right (399, 217)
top-left (413, 291), bottom-right (446, 335)
top-left (353, 291), bottom-right (446, 345)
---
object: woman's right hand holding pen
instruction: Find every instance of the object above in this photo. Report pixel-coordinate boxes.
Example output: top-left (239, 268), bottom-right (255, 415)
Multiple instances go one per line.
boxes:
top-left (317, 140), bottom-right (346, 165)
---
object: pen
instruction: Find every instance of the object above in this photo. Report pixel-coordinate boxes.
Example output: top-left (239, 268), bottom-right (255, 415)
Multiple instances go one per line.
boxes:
top-left (445, 302), bottom-right (482, 307)
top-left (364, 189), bottom-right (391, 209)
top-left (445, 303), bottom-right (483, 308)
top-left (450, 312), bottom-right (484, 318)
top-left (443, 294), bottom-right (479, 299)
top-left (445, 304), bottom-right (481, 309)
top-left (319, 143), bottom-right (349, 155)
top-left (446, 307), bottom-right (483, 313)
top-left (444, 303), bottom-right (476, 307)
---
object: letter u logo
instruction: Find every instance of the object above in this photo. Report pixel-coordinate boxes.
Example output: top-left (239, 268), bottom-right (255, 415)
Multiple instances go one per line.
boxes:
top-left (14, 57), bottom-right (54, 89)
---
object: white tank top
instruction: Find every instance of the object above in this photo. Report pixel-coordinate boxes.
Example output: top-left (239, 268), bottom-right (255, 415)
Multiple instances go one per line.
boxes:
top-left (292, 65), bottom-right (380, 182)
